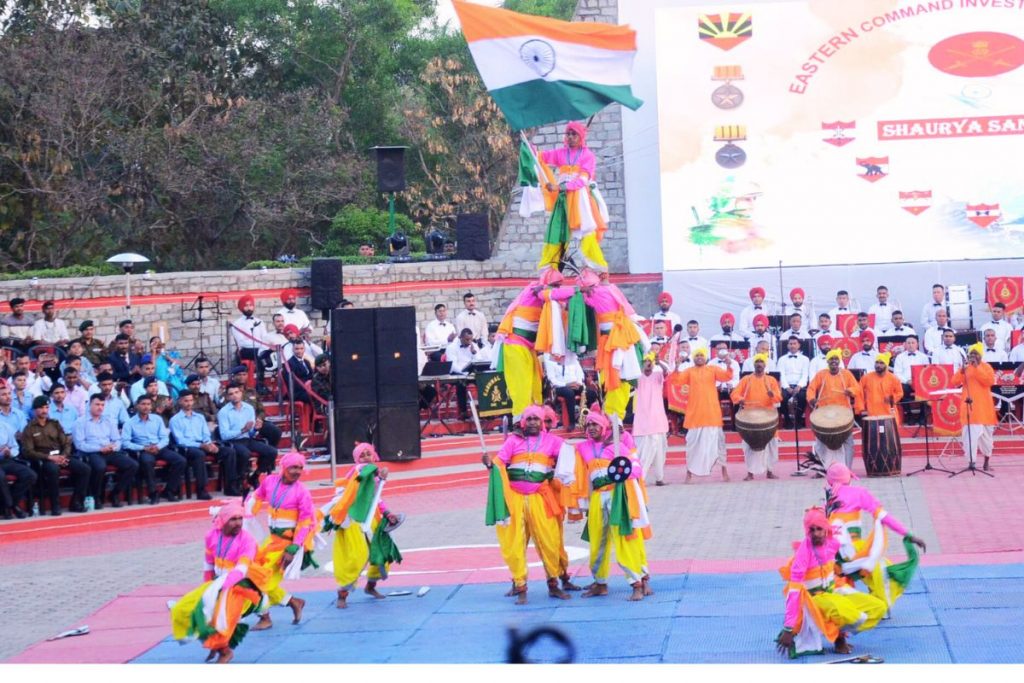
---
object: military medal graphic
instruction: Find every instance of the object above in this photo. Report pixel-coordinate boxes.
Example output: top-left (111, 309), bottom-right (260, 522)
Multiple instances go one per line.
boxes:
top-left (698, 13), bottom-right (753, 51)
top-left (856, 156), bottom-right (888, 182)
top-left (714, 125), bottom-right (747, 168)
top-left (711, 65), bottom-right (744, 109)
top-left (966, 202), bottom-right (1000, 228)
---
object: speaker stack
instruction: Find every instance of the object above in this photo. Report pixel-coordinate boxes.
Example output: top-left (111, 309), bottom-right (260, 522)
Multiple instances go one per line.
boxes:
top-left (331, 307), bottom-right (420, 463)
top-left (456, 212), bottom-right (491, 261)
top-left (309, 258), bottom-right (343, 315)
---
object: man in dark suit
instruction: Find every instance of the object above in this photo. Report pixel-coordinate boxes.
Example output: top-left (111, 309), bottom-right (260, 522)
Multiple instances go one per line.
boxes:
top-left (285, 341), bottom-right (315, 405)
top-left (107, 333), bottom-right (142, 384)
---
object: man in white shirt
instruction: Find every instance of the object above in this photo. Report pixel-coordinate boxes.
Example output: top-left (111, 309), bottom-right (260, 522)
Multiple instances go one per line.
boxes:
top-left (476, 325), bottom-right (498, 364)
top-left (424, 303), bottom-right (457, 360)
top-left (281, 325), bottom-right (323, 364)
top-left (262, 313), bottom-right (289, 372)
top-left (783, 313), bottom-right (811, 341)
top-left (981, 328), bottom-right (1008, 362)
top-left (809, 335), bottom-right (838, 376)
top-left (921, 283), bottom-right (946, 329)
top-left (453, 292), bottom-right (488, 346)
top-left (848, 313), bottom-right (879, 349)
top-left (709, 343), bottom-right (740, 392)
top-left (776, 336), bottom-right (810, 429)
top-left (1010, 336), bottom-right (1024, 363)
top-left (683, 320), bottom-right (708, 350)
top-left (651, 291), bottom-right (682, 332)
top-left (277, 289), bottom-right (311, 333)
top-left (544, 353), bottom-right (590, 426)
top-left (827, 290), bottom-right (854, 325)
top-left (847, 334), bottom-right (879, 373)
top-left (746, 314), bottom-right (776, 351)
top-left (710, 313), bottom-right (745, 344)
top-left (741, 340), bottom-right (776, 372)
top-left (194, 357), bottom-right (222, 402)
top-left (886, 310), bottom-right (915, 340)
top-left (811, 312), bottom-right (842, 342)
top-left (231, 295), bottom-right (267, 370)
top-left (28, 300), bottom-right (70, 346)
top-left (130, 356), bottom-right (169, 403)
top-left (924, 308), bottom-right (952, 354)
top-left (738, 286), bottom-right (769, 338)
top-left (931, 329), bottom-right (965, 370)
top-left (788, 287), bottom-right (814, 323)
top-left (894, 335), bottom-right (929, 385)
top-left (648, 320), bottom-right (671, 347)
top-left (868, 285), bottom-right (896, 333)
top-left (445, 328), bottom-right (480, 374)
top-left (980, 302), bottom-right (1013, 352)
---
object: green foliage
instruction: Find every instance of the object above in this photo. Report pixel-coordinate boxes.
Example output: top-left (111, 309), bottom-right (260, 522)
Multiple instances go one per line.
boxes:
top-left (320, 205), bottom-right (424, 256)
top-left (503, 0), bottom-right (577, 20)
top-left (0, 264), bottom-right (119, 281)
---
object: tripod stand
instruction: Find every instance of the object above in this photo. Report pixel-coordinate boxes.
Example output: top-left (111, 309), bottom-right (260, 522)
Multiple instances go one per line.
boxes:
top-left (951, 392), bottom-right (994, 477)
top-left (181, 295), bottom-right (222, 369)
top-left (905, 400), bottom-right (953, 476)
top-left (788, 392), bottom-right (813, 476)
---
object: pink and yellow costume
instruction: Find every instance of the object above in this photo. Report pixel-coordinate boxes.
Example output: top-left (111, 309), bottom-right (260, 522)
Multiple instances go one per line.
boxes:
top-left (486, 406), bottom-right (569, 590)
top-left (537, 122), bottom-right (609, 272)
top-left (247, 453), bottom-right (319, 612)
top-left (576, 410), bottom-right (651, 587)
top-left (778, 508), bottom-right (886, 658)
top-left (580, 272), bottom-right (643, 420)
top-left (324, 443), bottom-right (402, 592)
top-left (825, 463), bottom-right (918, 609)
top-left (171, 502), bottom-right (270, 653)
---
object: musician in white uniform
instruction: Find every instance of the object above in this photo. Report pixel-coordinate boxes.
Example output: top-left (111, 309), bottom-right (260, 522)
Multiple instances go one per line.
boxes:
top-left (683, 320), bottom-right (708, 352)
top-left (742, 340), bottom-right (777, 372)
top-left (777, 336), bottom-right (810, 429)
top-left (738, 286), bottom-right (769, 339)
top-left (846, 332), bottom-right (879, 373)
top-left (886, 311), bottom-right (915, 341)
top-left (981, 328), bottom-right (1008, 362)
top-left (651, 291), bottom-right (682, 332)
top-left (980, 302), bottom-right (1013, 352)
top-left (745, 314), bottom-right (776, 353)
top-left (788, 287), bottom-right (814, 323)
top-left (924, 308), bottom-right (953, 355)
top-left (868, 285), bottom-right (896, 333)
top-left (827, 290), bottom-right (854, 325)
top-left (930, 329), bottom-right (966, 370)
top-left (920, 283), bottom-right (946, 329)
top-left (848, 313), bottom-right (879, 350)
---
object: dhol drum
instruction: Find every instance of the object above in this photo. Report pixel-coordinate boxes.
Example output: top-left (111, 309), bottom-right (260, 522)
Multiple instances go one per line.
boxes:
top-left (810, 405), bottom-right (855, 451)
top-left (861, 415), bottom-right (902, 476)
top-left (734, 407), bottom-right (779, 451)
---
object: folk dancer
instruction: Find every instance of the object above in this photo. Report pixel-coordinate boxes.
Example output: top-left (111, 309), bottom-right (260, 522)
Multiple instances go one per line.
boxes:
top-left (806, 349), bottom-right (864, 470)
top-left (247, 452), bottom-right (317, 631)
top-left (675, 347), bottom-right (733, 482)
top-left (633, 353), bottom-right (670, 486)
top-left (952, 343), bottom-right (998, 471)
top-left (323, 443), bottom-right (404, 609)
top-left (776, 507), bottom-right (887, 658)
top-left (171, 501), bottom-right (270, 664)
top-left (731, 353), bottom-right (782, 480)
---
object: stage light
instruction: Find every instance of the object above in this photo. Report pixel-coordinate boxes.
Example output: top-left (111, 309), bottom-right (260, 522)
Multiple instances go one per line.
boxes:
top-left (387, 231), bottom-right (411, 263)
top-left (106, 252), bottom-right (150, 312)
top-left (351, 353), bottom-right (359, 361)
top-left (394, 352), bottom-right (401, 359)
top-left (426, 229), bottom-right (448, 260)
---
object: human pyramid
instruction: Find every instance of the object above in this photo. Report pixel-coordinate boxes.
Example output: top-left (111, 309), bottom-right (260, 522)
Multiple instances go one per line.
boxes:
top-left (168, 121), bottom-right (930, 663)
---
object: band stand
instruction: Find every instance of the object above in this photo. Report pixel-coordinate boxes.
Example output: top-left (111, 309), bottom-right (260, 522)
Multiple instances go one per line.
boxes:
top-left (788, 395), bottom-right (814, 476)
top-left (180, 295), bottom-right (223, 370)
top-left (950, 397), bottom-right (994, 478)
top-left (995, 393), bottom-right (1024, 435)
top-left (905, 400), bottom-right (954, 477)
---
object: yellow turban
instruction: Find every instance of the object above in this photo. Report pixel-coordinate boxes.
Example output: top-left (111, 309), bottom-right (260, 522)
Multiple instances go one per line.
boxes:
top-left (876, 352), bottom-right (892, 366)
top-left (968, 342), bottom-right (984, 357)
top-left (692, 346), bottom-right (709, 359)
top-left (826, 348), bottom-right (844, 362)
top-left (643, 351), bottom-right (657, 363)
top-left (752, 352), bottom-right (769, 364)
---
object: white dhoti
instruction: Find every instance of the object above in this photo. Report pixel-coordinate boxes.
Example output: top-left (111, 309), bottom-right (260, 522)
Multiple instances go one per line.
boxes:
top-left (741, 439), bottom-right (779, 476)
top-left (685, 427), bottom-right (726, 476)
top-left (814, 433), bottom-right (854, 470)
top-left (961, 424), bottom-right (995, 464)
top-left (636, 433), bottom-right (668, 483)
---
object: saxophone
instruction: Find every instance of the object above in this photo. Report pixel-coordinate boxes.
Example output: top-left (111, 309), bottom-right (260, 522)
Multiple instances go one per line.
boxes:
top-left (577, 389), bottom-right (589, 430)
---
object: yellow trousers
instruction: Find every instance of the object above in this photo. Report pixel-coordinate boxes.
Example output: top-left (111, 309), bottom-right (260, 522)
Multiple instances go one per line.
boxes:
top-left (171, 580), bottom-right (260, 651)
top-left (333, 523), bottom-right (389, 591)
top-left (503, 343), bottom-right (543, 418)
top-left (603, 382), bottom-right (631, 421)
top-left (496, 489), bottom-right (564, 587)
top-left (255, 536), bottom-right (291, 609)
top-left (587, 490), bottom-right (647, 585)
top-left (812, 591), bottom-right (887, 633)
top-left (538, 234), bottom-right (607, 272)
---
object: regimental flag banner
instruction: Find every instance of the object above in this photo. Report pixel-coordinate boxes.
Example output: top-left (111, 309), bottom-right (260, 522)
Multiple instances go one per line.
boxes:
top-left (912, 364), bottom-right (960, 436)
top-left (900, 190), bottom-right (932, 216)
top-left (1014, 329), bottom-right (1023, 349)
top-left (966, 202), bottom-right (1001, 228)
top-left (836, 314), bottom-right (874, 338)
top-left (833, 337), bottom-right (859, 363)
top-left (666, 373), bottom-right (690, 414)
top-left (698, 13), bottom-right (752, 51)
top-left (475, 371), bottom-right (513, 417)
top-left (856, 156), bottom-right (889, 182)
top-left (986, 276), bottom-right (1024, 314)
top-left (453, 0), bottom-right (643, 131)
top-left (822, 120), bottom-right (855, 147)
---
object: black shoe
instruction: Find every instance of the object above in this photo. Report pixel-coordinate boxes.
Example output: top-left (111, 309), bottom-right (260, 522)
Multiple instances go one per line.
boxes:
top-left (69, 503), bottom-right (86, 513)
top-left (110, 498), bottom-right (123, 508)
top-left (149, 494), bottom-right (159, 505)
top-left (51, 508), bottom-right (62, 516)
top-left (197, 492), bottom-right (212, 501)
top-left (12, 508), bottom-right (27, 519)
top-left (3, 511), bottom-right (12, 520)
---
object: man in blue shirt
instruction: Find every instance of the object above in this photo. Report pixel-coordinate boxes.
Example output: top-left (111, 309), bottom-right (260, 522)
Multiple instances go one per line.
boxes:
top-left (123, 395), bottom-right (185, 504)
top-left (94, 372), bottom-right (129, 427)
top-left (73, 394), bottom-right (137, 509)
top-left (0, 389), bottom-right (37, 519)
top-left (217, 383), bottom-right (277, 495)
top-left (168, 391), bottom-right (216, 501)
top-left (48, 384), bottom-right (80, 434)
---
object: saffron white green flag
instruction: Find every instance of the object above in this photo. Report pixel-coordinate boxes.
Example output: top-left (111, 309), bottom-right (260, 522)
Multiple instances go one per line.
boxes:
top-left (453, 0), bottom-right (643, 131)
top-left (517, 140), bottom-right (546, 217)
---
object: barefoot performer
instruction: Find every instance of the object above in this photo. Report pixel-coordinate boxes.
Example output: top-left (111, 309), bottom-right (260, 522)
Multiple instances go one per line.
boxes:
top-left (675, 346), bottom-right (733, 482)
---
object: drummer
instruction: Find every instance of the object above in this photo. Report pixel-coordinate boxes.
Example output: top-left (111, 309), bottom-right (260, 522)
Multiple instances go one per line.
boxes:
top-left (807, 348), bottom-right (864, 470)
top-left (730, 353), bottom-right (782, 481)
top-left (859, 352), bottom-right (903, 425)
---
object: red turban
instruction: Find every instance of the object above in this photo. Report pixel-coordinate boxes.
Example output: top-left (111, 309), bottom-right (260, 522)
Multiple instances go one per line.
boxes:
top-left (280, 289), bottom-right (296, 304)
top-left (720, 312), bottom-right (735, 326)
top-left (237, 294), bottom-right (255, 312)
top-left (860, 330), bottom-right (875, 343)
top-left (749, 286), bottom-right (766, 299)
top-left (790, 287), bottom-right (805, 299)
top-left (283, 324), bottom-right (300, 336)
top-left (752, 314), bottom-right (769, 327)
top-left (658, 292), bottom-right (673, 305)
top-left (816, 334), bottom-right (834, 350)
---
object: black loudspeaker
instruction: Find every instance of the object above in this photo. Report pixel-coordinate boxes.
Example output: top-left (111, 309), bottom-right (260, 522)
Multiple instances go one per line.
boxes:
top-left (372, 146), bottom-right (407, 193)
top-left (334, 404), bottom-right (378, 464)
top-left (375, 306), bottom-right (418, 406)
top-left (377, 404), bottom-right (421, 461)
top-left (331, 309), bottom-right (377, 406)
top-left (456, 213), bottom-right (490, 261)
top-left (310, 258), bottom-right (343, 312)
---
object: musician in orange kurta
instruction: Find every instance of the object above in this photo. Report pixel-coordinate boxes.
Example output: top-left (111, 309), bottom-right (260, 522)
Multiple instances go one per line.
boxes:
top-left (807, 349), bottom-right (864, 470)
top-left (859, 352), bottom-right (904, 424)
top-left (675, 347), bottom-right (734, 482)
top-left (730, 352), bottom-right (782, 480)
top-left (951, 343), bottom-right (998, 470)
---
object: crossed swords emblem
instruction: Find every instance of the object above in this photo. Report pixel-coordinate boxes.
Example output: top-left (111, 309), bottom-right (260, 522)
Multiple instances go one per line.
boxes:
top-left (940, 43), bottom-right (1018, 72)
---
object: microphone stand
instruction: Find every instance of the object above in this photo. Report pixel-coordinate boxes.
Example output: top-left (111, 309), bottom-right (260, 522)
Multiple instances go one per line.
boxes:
top-left (789, 392), bottom-right (808, 476)
top-left (951, 379), bottom-right (994, 477)
top-left (905, 400), bottom-right (953, 476)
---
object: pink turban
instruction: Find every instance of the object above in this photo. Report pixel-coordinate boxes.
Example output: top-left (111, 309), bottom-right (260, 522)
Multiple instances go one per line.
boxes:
top-left (752, 314), bottom-right (769, 327)
top-left (353, 442), bottom-right (380, 462)
top-left (519, 404), bottom-right (545, 429)
top-left (577, 269), bottom-right (601, 288)
top-left (826, 462), bottom-right (857, 489)
top-left (565, 121), bottom-right (588, 145)
top-left (213, 501), bottom-right (245, 530)
top-left (803, 506), bottom-right (832, 538)
top-left (749, 286), bottom-right (766, 299)
top-left (542, 404), bottom-right (559, 428)
top-left (585, 403), bottom-right (610, 437)
top-left (279, 451), bottom-right (306, 473)
top-left (720, 312), bottom-right (735, 326)
top-left (538, 269), bottom-right (564, 286)
top-left (790, 287), bottom-right (805, 299)
top-left (658, 292), bottom-right (673, 305)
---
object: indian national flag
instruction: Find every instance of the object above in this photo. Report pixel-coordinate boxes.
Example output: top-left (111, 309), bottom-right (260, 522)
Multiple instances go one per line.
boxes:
top-left (453, 0), bottom-right (643, 131)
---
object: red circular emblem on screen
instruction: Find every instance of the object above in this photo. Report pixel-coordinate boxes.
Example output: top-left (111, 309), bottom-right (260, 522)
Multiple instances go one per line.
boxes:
top-left (929, 32), bottom-right (1024, 77)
